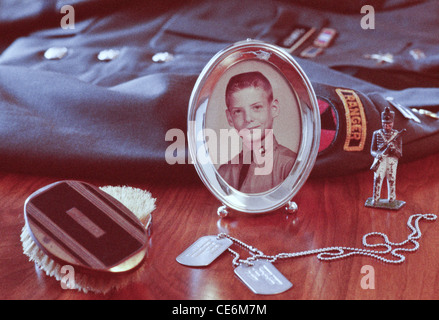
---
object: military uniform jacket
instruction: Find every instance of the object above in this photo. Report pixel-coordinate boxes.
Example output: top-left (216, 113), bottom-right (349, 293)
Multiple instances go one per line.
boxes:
top-left (1, 0), bottom-right (439, 182)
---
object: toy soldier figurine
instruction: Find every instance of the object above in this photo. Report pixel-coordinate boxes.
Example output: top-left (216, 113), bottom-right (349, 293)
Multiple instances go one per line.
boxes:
top-left (365, 107), bottom-right (406, 210)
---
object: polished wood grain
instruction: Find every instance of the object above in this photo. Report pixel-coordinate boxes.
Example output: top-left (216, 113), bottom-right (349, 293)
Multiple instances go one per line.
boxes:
top-left (1, 153), bottom-right (439, 300)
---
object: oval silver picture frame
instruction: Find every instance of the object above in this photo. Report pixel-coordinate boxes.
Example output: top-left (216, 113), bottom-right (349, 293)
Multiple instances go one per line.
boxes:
top-left (188, 40), bottom-right (320, 214)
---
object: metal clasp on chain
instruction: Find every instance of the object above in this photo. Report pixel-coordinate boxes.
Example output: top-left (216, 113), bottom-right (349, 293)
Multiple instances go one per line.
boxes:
top-left (217, 233), bottom-right (266, 267)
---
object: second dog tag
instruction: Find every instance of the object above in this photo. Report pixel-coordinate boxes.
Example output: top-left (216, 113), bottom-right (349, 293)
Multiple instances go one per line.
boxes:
top-left (234, 260), bottom-right (293, 295)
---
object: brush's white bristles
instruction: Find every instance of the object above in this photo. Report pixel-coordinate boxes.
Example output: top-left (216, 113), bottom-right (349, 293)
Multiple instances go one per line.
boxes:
top-left (21, 185), bottom-right (156, 294)
top-left (99, 185), bottom-right (156, 226)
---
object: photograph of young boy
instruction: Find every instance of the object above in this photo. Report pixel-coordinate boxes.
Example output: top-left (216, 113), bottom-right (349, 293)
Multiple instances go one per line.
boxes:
top-left (218, 71), bottom-right (297, 193)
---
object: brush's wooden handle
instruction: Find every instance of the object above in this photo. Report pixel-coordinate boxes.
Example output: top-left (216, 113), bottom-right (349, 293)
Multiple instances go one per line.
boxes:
top-left (24, 181), bottom-right (148, 274)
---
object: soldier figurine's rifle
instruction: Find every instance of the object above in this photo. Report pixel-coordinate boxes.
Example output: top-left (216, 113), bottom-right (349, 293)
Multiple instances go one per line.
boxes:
top-left (370, 129), bottom-right (406, 172)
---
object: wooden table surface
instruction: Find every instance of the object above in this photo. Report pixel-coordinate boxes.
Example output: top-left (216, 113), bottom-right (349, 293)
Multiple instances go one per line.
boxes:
top-left (1, 152), bottom-right (439, 300)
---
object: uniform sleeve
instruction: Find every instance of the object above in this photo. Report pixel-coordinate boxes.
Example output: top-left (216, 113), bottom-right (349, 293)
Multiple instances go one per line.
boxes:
top-left (370, 132), bottom-right (379, 158)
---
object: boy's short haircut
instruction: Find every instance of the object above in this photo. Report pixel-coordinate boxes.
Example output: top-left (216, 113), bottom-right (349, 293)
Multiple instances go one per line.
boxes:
top-left (225, 71), bottom-right (274, 109)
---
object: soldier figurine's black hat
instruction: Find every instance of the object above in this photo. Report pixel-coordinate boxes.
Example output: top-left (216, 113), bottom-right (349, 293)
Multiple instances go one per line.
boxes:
top-left (382, 107), bottom-right (395, 123)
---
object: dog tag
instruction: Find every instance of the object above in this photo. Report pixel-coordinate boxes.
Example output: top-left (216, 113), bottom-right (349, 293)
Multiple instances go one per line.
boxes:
top-left (176, 236), bottom-right (233, 267)
top-left (234, 260), bottom-right (293, 295)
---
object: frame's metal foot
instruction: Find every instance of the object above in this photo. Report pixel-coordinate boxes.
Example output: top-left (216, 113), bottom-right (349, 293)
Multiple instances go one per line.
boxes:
top-left (285, 201), bottom-right (298, 214)
top-left (217, 205), bottom-right (229, 218)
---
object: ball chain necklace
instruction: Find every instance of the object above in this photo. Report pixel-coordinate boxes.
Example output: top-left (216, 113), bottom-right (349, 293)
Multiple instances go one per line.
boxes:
top-left (177, 213), bottom-right (436, 295)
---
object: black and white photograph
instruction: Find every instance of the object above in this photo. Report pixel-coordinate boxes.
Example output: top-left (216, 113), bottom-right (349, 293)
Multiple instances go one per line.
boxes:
top-left (206, 61), bottom-right (301, 194)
